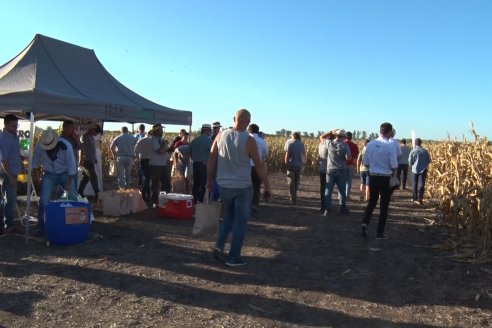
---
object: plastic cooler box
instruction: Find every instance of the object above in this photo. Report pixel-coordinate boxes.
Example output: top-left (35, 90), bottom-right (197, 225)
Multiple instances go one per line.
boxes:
top-left (158, 193), bottom-right (193, 220)
top-left (45, 201), bottom-right (92, 245)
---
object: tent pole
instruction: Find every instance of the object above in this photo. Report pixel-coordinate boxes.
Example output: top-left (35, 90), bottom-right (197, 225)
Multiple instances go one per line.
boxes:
top-left (24, 112), bottom-right (35, 243)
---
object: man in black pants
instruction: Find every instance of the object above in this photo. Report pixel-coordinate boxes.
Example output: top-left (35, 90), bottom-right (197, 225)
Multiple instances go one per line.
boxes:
top-left (78, 125), bottom-right (99, 200)
top-left (361, 122), bottom-right (398, 239)
top-left (248, 123), bottom-right (268, 212)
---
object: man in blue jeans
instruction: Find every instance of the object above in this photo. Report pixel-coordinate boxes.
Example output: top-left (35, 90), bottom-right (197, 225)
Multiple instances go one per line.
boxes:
top-left (0, 114), bottom-right (22, 235)
top-left (409, 138), bottom-right (432, 205)
top-left (190, 124), bottom-right (212, 203)
top-left (323, 129), bottom-right (352, 216)
top-left (32, 128), bottom-right (77, 235)
top-left (207, 109), bottom-right (271, 267)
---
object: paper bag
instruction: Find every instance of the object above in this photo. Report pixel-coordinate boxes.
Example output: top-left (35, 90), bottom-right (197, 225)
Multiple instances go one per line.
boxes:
top-left (100, 190), bottom-right (131, 216)
top-left (172, 175), bottom-right (186, 194)
top-left (192, 191), bottom-right (221, 236)
top-left (109, 161), bottom-right (117, 177)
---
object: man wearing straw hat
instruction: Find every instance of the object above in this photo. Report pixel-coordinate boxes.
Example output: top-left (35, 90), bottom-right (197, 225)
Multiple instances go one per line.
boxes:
top-left (148, 123), bottom-right (171, 205)
top-left (32, 127), bottom-right (77, 236)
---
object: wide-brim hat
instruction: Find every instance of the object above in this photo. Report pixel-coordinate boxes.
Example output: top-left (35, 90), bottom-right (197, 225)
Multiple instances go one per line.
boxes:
top-left (333, 129), bottom-right (347, 137)
top-left (40, 128), bottom-right (60, 150)
top-left (201, 123), bottom-right (212, 129)
top-left (212, 122), bottom-right (222, 128)
top-left (150, 124), bottom-right (164, 134)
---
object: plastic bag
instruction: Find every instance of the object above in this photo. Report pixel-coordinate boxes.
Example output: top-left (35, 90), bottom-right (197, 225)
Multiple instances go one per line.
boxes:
top-left (389, 176), bottom-right (400, 190)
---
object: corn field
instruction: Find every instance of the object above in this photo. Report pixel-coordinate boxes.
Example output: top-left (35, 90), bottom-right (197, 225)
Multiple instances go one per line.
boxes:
top-left (264, 135), bottom-right (492, 249)
top-left (426, 133), bottom-right (492, 250)
top-left (99, 132), bottom-right (492, 249)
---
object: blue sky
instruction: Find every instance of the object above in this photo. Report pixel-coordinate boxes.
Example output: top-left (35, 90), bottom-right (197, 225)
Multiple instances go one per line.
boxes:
top-left (1, 0), bottom-right (491, 140)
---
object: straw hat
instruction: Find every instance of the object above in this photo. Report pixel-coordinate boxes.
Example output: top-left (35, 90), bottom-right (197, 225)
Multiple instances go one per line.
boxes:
top-left (39, 128), bottom-right (60, 150)
top-left (333, 129), bottom-right (347, 137)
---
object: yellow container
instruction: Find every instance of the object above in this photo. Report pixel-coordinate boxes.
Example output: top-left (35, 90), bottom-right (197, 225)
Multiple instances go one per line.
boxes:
top-left (17, 174), bottom-right (28, 183)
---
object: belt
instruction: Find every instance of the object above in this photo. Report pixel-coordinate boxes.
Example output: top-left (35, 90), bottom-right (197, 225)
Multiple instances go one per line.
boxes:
top-left (369, 173), bottom-right (391, 177)
top-left (117, 155), bottom-right (133, 157)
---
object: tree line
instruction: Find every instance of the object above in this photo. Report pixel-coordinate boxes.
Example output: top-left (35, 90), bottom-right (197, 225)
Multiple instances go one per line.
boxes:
top-left (274, 129), bottom-right (378, 140)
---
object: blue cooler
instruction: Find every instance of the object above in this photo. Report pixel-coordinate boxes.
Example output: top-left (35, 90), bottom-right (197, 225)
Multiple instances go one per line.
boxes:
top-left (45, 201), bottom-right (92, 245)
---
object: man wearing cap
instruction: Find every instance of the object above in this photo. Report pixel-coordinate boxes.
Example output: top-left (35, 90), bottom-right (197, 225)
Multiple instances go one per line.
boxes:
top-left (323, 129), bottom-right (352, 216)
top-left (211, 122), bottom-right (222, 141)
top-left (134, 130), bottom-right (153, 203)
top-left (78, 124), bottom-right (100, 200)
top-left (284, 132), bottom-right (305, 205)
top-left (361, 122), bottom-right (398, 239)
top-left (134, 124), bottom-right (147, 185)
top-left (0, 114), bottom-right (22, 235)
top-left (190, 124), bottom-right (212, 203)
top-left (32, 127), bottom-right (77, 235)
top-left (149, 124), bottom-right (171, 205)
top-left (110, 126), bottom-right (136, 189)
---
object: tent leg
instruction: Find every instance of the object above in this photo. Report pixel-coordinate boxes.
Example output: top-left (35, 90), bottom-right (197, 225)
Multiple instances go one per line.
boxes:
top-left (24, 112), bottom-right (35, 244)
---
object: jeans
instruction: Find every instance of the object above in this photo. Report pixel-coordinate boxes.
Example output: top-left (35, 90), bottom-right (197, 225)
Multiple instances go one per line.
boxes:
top-left (345, 165), bottom-right (355, 198)
top-left (287, 168), bottom-right (301, 203)
top-left (137, 159), bottom-right (144, 184)
top-left (150, 165), bottom-right (171, 204)
top-left (0, 173), bottom-right (18, 228)
top-left (192, 162), bottom-right (207, 203)
top-left (216, 186), bottom-right (253, 261)
top-left (251, 167), bottom-right (262, 206)
top-left (78, 160), bottom-right (99, 197)
top-left (362, 175), bottom-right (391, 235)
top-left (319, 171), bottom-right (326, 210)
top-left (397, 164), bottom-right (409, 188)
top-left (37, 172), bottom-right (77, 230)
top-left (325, 169), bottom-right (347, 210)
top-left (140, 159), bottom-right (151, 202)
top-left (360, 171), bottom-right (370, 185)
top-left (412, 169), bottom-right (428, 201)
top-left (116, 156), bottom-right (133, 188)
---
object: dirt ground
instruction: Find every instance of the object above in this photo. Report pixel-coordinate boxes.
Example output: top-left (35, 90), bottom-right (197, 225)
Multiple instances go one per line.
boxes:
top-left (1, 173), bottom-right (491, 328)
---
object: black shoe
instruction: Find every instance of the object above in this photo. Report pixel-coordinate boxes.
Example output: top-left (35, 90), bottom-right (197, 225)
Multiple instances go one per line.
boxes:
top-left (225, 258), bottom-right (247, 267)
top-left (376, 234), bottom-right (387, 240)
top-left (0, 230), bottom-right (6, 238)
top-left (361, 224), bottom-right (368, 237)
top-left (212, 248), bottom-right (226, 262)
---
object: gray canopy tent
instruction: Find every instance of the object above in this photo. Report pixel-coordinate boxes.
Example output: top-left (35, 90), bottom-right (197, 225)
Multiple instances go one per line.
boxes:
top-left (0, 34), bottom-right (192, 241)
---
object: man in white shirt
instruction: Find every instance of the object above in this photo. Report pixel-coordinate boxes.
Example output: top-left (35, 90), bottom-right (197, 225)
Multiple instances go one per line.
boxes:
top-left (361, 122), bottom-right (398, 239)
top-left (134, 132), bottom-right (153, 203)
top-left (248, 124), bottom-right (268, 212)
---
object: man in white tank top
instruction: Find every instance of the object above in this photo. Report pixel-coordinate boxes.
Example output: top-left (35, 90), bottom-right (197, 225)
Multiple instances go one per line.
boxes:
top-left (207, 109), bottom-right (272, 267)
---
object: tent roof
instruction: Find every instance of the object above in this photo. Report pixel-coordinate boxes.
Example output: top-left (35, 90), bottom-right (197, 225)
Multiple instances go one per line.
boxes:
top-left (0, 34), bottom-right (192, 125)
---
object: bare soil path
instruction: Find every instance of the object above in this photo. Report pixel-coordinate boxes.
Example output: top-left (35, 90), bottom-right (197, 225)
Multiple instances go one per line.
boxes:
top-left (1, 173), bottom-right (491, 327)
